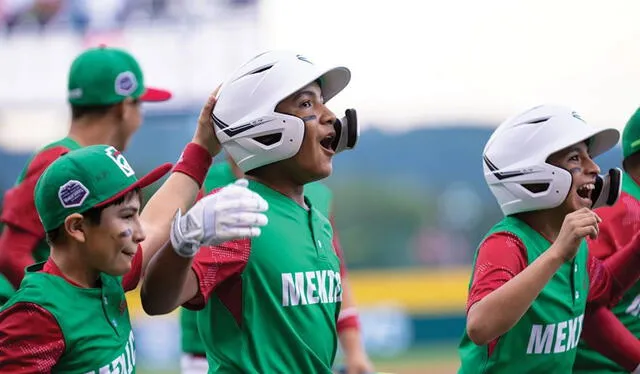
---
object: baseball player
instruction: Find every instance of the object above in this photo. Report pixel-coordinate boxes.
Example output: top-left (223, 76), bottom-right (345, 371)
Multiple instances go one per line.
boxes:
top-left (179, 155), bottom-right (372, 374)
top-left (458, 105), bottom-right (640, 373)
top-left (141, 50), bottom-right (361, 373)
top-left (0, 45), bottom-right (171, 305)
top-left (573, 108), bottom-right (640, 373)
top-left (0, 91), bottom-right (269, 371)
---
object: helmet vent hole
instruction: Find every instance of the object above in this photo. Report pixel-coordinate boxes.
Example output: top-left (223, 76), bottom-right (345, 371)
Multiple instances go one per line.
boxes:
top-left (247, 65), bottom-right (274, 75)
top-left (523, 117), bottom-right (551, 125)
top-left (522, 183), bottom-right (550, 193)
top-left (253, 133), bottom-right (282, 146)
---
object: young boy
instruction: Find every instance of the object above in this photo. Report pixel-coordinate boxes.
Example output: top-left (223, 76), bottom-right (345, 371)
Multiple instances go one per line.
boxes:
top-left (459, 104), bottom-right (640, 373)
top-left (0, 95), bottom-right (269, 372)
top-left (0, 46), bottom-right (172, 303)
top-left (141, 50), bottom-right (358, 373)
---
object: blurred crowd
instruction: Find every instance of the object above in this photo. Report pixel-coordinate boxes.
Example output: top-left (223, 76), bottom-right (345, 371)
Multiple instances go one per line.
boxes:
top-left (0, 0), bottom-right (258, 37)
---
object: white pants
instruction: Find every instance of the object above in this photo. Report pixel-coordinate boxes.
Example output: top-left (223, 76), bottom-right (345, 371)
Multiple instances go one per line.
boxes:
top-left (181, 354), bottom-right (209, 374)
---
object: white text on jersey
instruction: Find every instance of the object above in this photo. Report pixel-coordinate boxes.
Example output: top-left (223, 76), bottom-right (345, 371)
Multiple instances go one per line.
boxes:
top-left (84, 330), bottom-right (135, 374)
top-left (526, 314), bottom-right (584, 354)
top-left (281, 270), bottom-right (342, 307)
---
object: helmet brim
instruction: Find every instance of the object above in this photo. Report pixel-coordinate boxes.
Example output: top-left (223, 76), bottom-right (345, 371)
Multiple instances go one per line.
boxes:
top-left (318, 66), bottom-right (351, 102)
top-left (547, 127), bottom-right (619, 161)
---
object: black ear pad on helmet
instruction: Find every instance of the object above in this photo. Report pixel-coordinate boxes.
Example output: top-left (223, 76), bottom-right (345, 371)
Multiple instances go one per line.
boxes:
top-left (332, 108), bottom-right (358, 153)
top-left (592, 168), bottom-right (622, 209)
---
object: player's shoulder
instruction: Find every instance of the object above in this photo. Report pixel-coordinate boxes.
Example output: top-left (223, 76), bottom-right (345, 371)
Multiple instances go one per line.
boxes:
top-left (203, 162), bottom-right (236, 192)
top-left (40, 137), bottom-right (80, 152)
top-left (304, 181), bottom-right (333, 203)
top-left (0, 299), bottom-right (51, 316)
top-left (594, 191), bottom-right (635, 222)
top-left (26, 138), bottom-right (78, 175)
top-left (480, 231), bottom-right (524, 251)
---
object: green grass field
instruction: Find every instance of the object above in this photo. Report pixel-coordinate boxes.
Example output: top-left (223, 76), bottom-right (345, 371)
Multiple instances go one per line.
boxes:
top-left (136, 342), bottom-right (460, 374)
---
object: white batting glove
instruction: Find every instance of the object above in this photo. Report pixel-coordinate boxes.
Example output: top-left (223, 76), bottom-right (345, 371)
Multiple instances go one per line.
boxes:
top-left (170, 178), bottom-right (268, 258)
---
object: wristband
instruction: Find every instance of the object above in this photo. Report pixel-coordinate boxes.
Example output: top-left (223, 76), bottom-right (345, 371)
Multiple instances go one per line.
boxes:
top-left (337, 307), bottom-right (361, 333)
top-left (173, 143), bottom-right (212, 187)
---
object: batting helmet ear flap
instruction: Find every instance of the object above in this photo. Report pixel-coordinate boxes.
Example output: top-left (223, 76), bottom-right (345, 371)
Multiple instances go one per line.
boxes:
top-left (332, 109), bottom-right (358, 153)
top-left (592, 168), bottom-right (622, 209)
top-left (212, 50), bottom-right (351, 172)
top-left (482, 104), bottom-right (619, 216)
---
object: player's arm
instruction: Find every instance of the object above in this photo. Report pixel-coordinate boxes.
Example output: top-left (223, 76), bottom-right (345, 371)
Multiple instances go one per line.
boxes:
top-left (136, 93), bottom-right (220, 278)
top-left (0, 227), bottom-right (40, 289)
top-left (0, 146), bottom-right (69, 288)
top-left (0, 302), bottom-right (65, 373)
top-left (141, 182), bottom-right (267, 315)
top-left (331, 216), bottom-right (373, 373)
top-left (586, 231), bottom-right (640, 307)
top-left (466, 232), bottom-right (565, 346)
top-left (581, 306), bottom-right (640, 373)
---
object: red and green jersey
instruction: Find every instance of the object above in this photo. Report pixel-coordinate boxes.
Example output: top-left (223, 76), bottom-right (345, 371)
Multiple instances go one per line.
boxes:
top-left (574, 173), bottom-right (640, 373)
top-left (186, 179), bottom-right (342, 372)
top-left (458, 216), bottom-right (589, 373)
top-left (0, 261), bottom-right (136, 373)
top-left (0, 137), bottom-right (81, 303)
top-left (180, 162), bottom-right (337, 362)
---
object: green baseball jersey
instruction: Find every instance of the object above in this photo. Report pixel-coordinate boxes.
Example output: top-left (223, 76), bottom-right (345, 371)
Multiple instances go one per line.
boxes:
top-left (458, 216), bottom-right (589, 373)
top-left (1, 262), bottom-right (135, 373)
top-left (189, 179), bottom-right (341, 373)
top-left (181, 162), bottom-right (335, 360)
top-left (0, 137), bottom-right (81, 305)
top-left (574, 174), bottom-right (640, 373)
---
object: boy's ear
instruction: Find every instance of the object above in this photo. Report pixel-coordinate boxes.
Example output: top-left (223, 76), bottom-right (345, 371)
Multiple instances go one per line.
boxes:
top-left (63, 213), bottom-right (86, 243)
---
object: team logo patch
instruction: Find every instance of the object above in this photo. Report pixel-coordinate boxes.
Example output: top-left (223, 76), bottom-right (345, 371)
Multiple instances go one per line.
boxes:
top-left (105, 146), bottom-right (135, 177)
top-left (58, 180), bottom-right (89, 208)
top-left (115, 71), bottom-right (138, 96)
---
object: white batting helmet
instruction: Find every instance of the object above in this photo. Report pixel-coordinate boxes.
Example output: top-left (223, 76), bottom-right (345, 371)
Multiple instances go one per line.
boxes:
top-left (483, 104), bottom-right (619, 216)
top-left (212, 50), bottom-right (351, 172)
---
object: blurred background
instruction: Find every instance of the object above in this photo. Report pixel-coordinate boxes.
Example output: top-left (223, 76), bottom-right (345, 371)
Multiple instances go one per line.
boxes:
top-left (1, 0), bottom-right (639, 373)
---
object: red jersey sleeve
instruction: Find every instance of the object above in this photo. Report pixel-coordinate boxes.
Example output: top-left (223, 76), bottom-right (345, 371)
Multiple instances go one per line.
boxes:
top-left (183, 238), bottom-right (251, 310)
top-left (0, 302), bottom-right (65, 373)
top-left (330, 216), bottom-right (348, 280)
top-left (581, 306), bottom-right (640, 371)
top-left (467, 232), bottom-right (528, 312)
top-left (0, 226), bottom-right (41, 289)
top-left (1, 146), bottom-right (69, 235)
top-left (587, 232), bottom-right (640, 306)
top-left (0, 146), bottom-right (70, 288)
top-left (330, 215), bottom-right (360, 332)
top-left (122, 245), bottom-right (143, 292)
top-left (586, 208), bottom-right (618, 260)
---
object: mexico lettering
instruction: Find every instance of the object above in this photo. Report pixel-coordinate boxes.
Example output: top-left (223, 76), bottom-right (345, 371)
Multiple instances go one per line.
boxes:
top-left (526, 314), bottom-right (584, 354)
top-left (281, 270), bottom-right (342, 307)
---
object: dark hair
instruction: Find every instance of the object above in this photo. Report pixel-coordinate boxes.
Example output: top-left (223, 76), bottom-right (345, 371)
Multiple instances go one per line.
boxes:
top-left (71, 103), bottom-right (116, 121)
top-left (45, 189), bottom-right (141, 246)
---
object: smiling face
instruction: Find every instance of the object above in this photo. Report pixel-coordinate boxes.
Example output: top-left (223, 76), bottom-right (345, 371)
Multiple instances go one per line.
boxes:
top-left (273, 82), bottom-right (338, 183)
top-left (547, 140), bottom-right (601, 213)
top-left (80, 191), bottom-right (146, 276)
